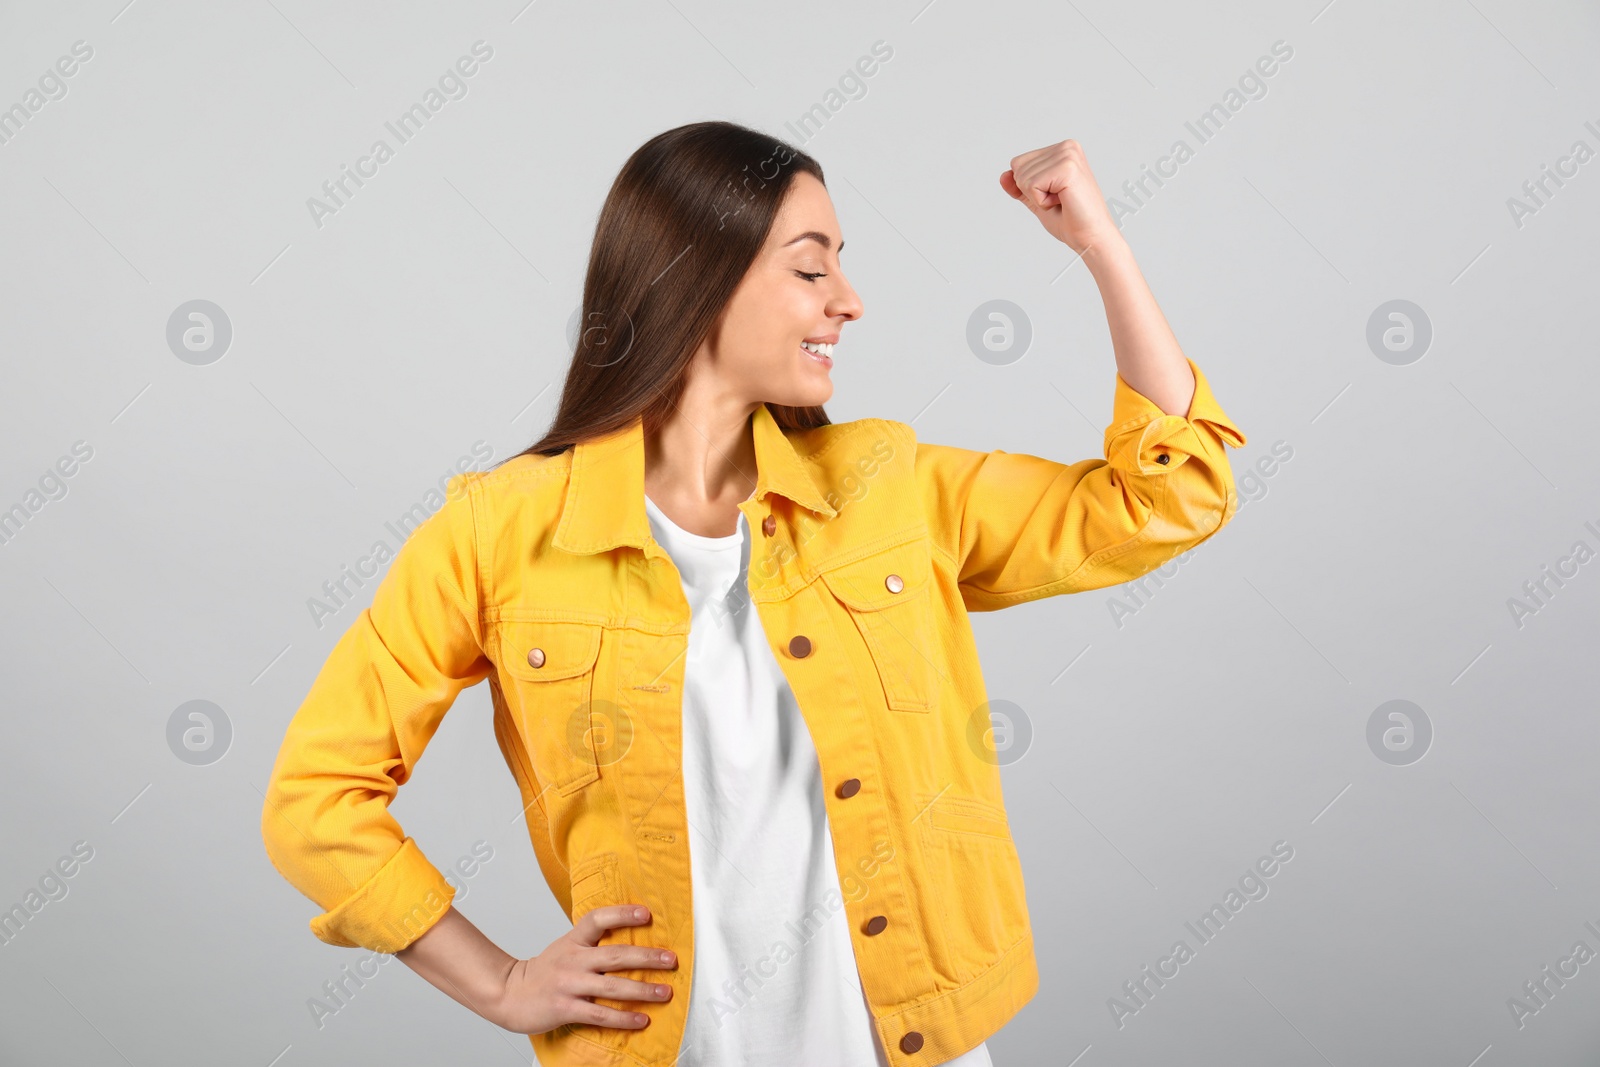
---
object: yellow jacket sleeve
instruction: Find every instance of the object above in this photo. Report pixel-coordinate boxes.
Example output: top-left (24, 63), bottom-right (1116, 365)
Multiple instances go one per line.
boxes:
top-left (915, 356), bottom-right (1247, 611)
top-left (261, 476), bottom-right (494, 952)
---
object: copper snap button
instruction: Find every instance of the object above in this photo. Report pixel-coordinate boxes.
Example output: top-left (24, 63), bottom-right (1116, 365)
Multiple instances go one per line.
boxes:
top-left (788, 635), bottom-right (812, 658)
top-left (526, 647), bottom-right (546, 669)
top-left (899, 1031), bottom-right (924, 1054)
top-left (884, 573), bottom-right (904, 593)
top-left (762, 514), bottom-right (777, 537)
top-left (864, 915), bottom-right (887, 935)
top-left (836, 778), bottom-right (861, 799)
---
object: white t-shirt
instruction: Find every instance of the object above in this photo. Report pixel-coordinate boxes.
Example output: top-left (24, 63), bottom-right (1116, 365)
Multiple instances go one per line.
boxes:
top-left (643, 494), bottom-right (993, 1067)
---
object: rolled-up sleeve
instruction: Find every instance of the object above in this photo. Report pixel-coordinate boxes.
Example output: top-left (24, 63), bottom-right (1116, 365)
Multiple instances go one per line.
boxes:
top-left (916, 356), bottom-right (1247, 611)
top-left (261, 475), bottom-right (494, 953)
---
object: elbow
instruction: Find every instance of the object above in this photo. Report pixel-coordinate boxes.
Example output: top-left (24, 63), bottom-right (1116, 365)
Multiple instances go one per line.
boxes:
top-left (1136, 460), bottom-right (1239, 561)
top-left (260, 764), bottom-right (326, 893)
top-left (1177, 464), bottom-right (1239, 548)
top-left (260, 777), bottom-right (302, 885)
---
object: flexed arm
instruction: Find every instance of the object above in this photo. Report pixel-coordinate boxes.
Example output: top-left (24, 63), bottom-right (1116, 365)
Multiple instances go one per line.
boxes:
top-left (914, 140), bottom-right (1247, 612)
top-left (1000, 138), bottom-right (1196, 416)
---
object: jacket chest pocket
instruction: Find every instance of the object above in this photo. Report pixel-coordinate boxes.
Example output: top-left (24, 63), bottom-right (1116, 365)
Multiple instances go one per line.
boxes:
top-left (819, 540), bottom-right (939, 713)
top-left (493, 619), bottom-right (604, 795)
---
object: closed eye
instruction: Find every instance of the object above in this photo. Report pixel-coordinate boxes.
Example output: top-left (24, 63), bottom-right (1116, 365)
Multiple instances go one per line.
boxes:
top-left (795, 271), bottom-right (828, 283)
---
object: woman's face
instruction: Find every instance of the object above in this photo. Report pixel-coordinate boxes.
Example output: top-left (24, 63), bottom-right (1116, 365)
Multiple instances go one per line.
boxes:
top-left (696, 172), bottom-right (863, 408)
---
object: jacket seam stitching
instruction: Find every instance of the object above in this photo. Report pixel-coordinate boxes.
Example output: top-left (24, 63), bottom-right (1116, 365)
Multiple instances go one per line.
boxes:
top-left (560, 1027), bottom-right (651, 1067)
top-left (881, 928), bottom-right (1031, 1021)
top-left (466, 476), bottom-right (488, 650)
top-left (958, 467), bottom-right (1172, 605)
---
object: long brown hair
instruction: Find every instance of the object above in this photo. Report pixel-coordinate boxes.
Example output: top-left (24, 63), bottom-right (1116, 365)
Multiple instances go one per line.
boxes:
top-left (500, 121), bottom-right (831, 465)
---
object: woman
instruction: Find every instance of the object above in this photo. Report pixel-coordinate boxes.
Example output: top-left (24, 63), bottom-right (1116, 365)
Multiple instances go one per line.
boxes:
top-left (262, 121), bottom-right (1246, 1066)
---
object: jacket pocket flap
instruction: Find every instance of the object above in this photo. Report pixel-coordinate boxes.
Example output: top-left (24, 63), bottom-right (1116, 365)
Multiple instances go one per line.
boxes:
top-left (496, 619), bottom-right (602, 682)
top-left (819, 540), bottom-right (931, 611)
top-left (568, 851), bottom-right (619, 918)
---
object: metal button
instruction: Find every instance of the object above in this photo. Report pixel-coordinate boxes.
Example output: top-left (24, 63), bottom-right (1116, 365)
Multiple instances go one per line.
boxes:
top-left (788, 635), bottom-right (812, 658)
top-left (864, 915), bottom-right (887, 935)
top-left (899, 1032), bottom-right (925, 1054)
top-left (836, 778), bottom-right (861, 799)
top-left (1156, 453), bottom-right (1170, 465)
top-left (885, 573), bottom-right (904, 593)
top-left (762, 514), bottom-right (777, 537)
top-left (526, 647), bottom-right (546, 669)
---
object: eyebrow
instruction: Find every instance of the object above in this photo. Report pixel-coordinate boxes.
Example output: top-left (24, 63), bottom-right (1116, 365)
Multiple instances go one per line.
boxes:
top-left (781, 230), bottom-right (844, 254)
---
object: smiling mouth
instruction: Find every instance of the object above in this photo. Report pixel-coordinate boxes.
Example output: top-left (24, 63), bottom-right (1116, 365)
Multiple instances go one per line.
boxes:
top-left (801, 340), bottom-right (834, 368)
top-left (801, 344), bottom-right (832, 368)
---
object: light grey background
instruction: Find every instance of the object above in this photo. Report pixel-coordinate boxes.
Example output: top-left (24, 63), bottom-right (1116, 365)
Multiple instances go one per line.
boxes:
top-left (3, 0), bottom-right (1598, 1064)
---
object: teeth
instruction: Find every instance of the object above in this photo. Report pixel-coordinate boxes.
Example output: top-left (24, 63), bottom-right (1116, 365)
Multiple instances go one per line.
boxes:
top-left (801, 341), bottom-right (834, 357)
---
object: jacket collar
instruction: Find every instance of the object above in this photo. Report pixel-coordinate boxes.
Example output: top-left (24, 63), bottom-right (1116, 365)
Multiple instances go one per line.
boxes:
top-left (551, 402), bottom-right (838, 558)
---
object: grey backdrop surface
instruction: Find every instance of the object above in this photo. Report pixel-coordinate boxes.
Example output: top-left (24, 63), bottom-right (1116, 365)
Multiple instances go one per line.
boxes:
top-left (3, 0), bottom-right (1599, 1064)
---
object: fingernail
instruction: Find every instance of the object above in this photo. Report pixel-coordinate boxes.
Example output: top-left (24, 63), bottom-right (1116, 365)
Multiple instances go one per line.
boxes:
top-left (660, 951), bottom-right (673, 963)
top-left (634, 907), bottom-right (647, 920)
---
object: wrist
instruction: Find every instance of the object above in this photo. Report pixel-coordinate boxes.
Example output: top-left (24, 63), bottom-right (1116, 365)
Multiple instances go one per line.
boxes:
top-left (1080, 229), bottom-right (1132, 271)
top-left (477, 952), bottom-right (523, 1026)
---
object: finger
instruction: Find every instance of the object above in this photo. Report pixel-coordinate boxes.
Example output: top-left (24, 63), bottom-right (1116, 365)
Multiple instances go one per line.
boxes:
top-left (1007, 159), bottom-right (1051, 210)
top-left (573, 972), bottom-right (674, 1004)
top-left (999, 170), bottom-right (1041, 214)
top-left (573, 904), bottom-right (651, 946)
top-left (564, 997), bottom-right (651, 1030)
top-left (586, 944), bottom-right (678, 973)
top-left (1020, 166), bottom-right (1063, 209)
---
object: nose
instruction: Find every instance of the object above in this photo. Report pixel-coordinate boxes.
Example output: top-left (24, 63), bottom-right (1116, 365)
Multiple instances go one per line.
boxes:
top-left (828, 268), bottom-right (864, 323)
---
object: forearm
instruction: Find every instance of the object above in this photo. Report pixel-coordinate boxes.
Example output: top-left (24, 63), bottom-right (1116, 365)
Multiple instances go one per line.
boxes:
top-left (395, 905), bottom-right (517, 1025)
top-left (1082, 233), bottom-right (1197, 418)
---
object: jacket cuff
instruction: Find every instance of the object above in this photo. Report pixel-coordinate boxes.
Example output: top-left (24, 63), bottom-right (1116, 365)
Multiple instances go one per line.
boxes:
top-left (1104, 357), bottom-right (1247, 475)
top-left (308, 837), bottom-right (457, 953)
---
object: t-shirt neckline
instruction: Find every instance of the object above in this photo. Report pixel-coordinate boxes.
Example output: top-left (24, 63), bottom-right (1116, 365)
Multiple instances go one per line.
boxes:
top-left (643, 494), bottom-right (744, 551)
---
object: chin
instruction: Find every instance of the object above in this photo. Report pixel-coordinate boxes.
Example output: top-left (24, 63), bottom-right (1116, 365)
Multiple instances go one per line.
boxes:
top-left (760, 374), bottom-right (833, 410)
top-left (787, 382), bottom-right (833, 408)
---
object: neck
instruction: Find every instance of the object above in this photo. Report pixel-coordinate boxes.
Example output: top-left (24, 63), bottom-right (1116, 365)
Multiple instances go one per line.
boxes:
top-left (643, 387), bottom-right (761, 512)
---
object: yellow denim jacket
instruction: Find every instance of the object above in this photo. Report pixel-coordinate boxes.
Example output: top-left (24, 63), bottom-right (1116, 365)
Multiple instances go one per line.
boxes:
top-left (261, 356), bottom-right (1246, 1066)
